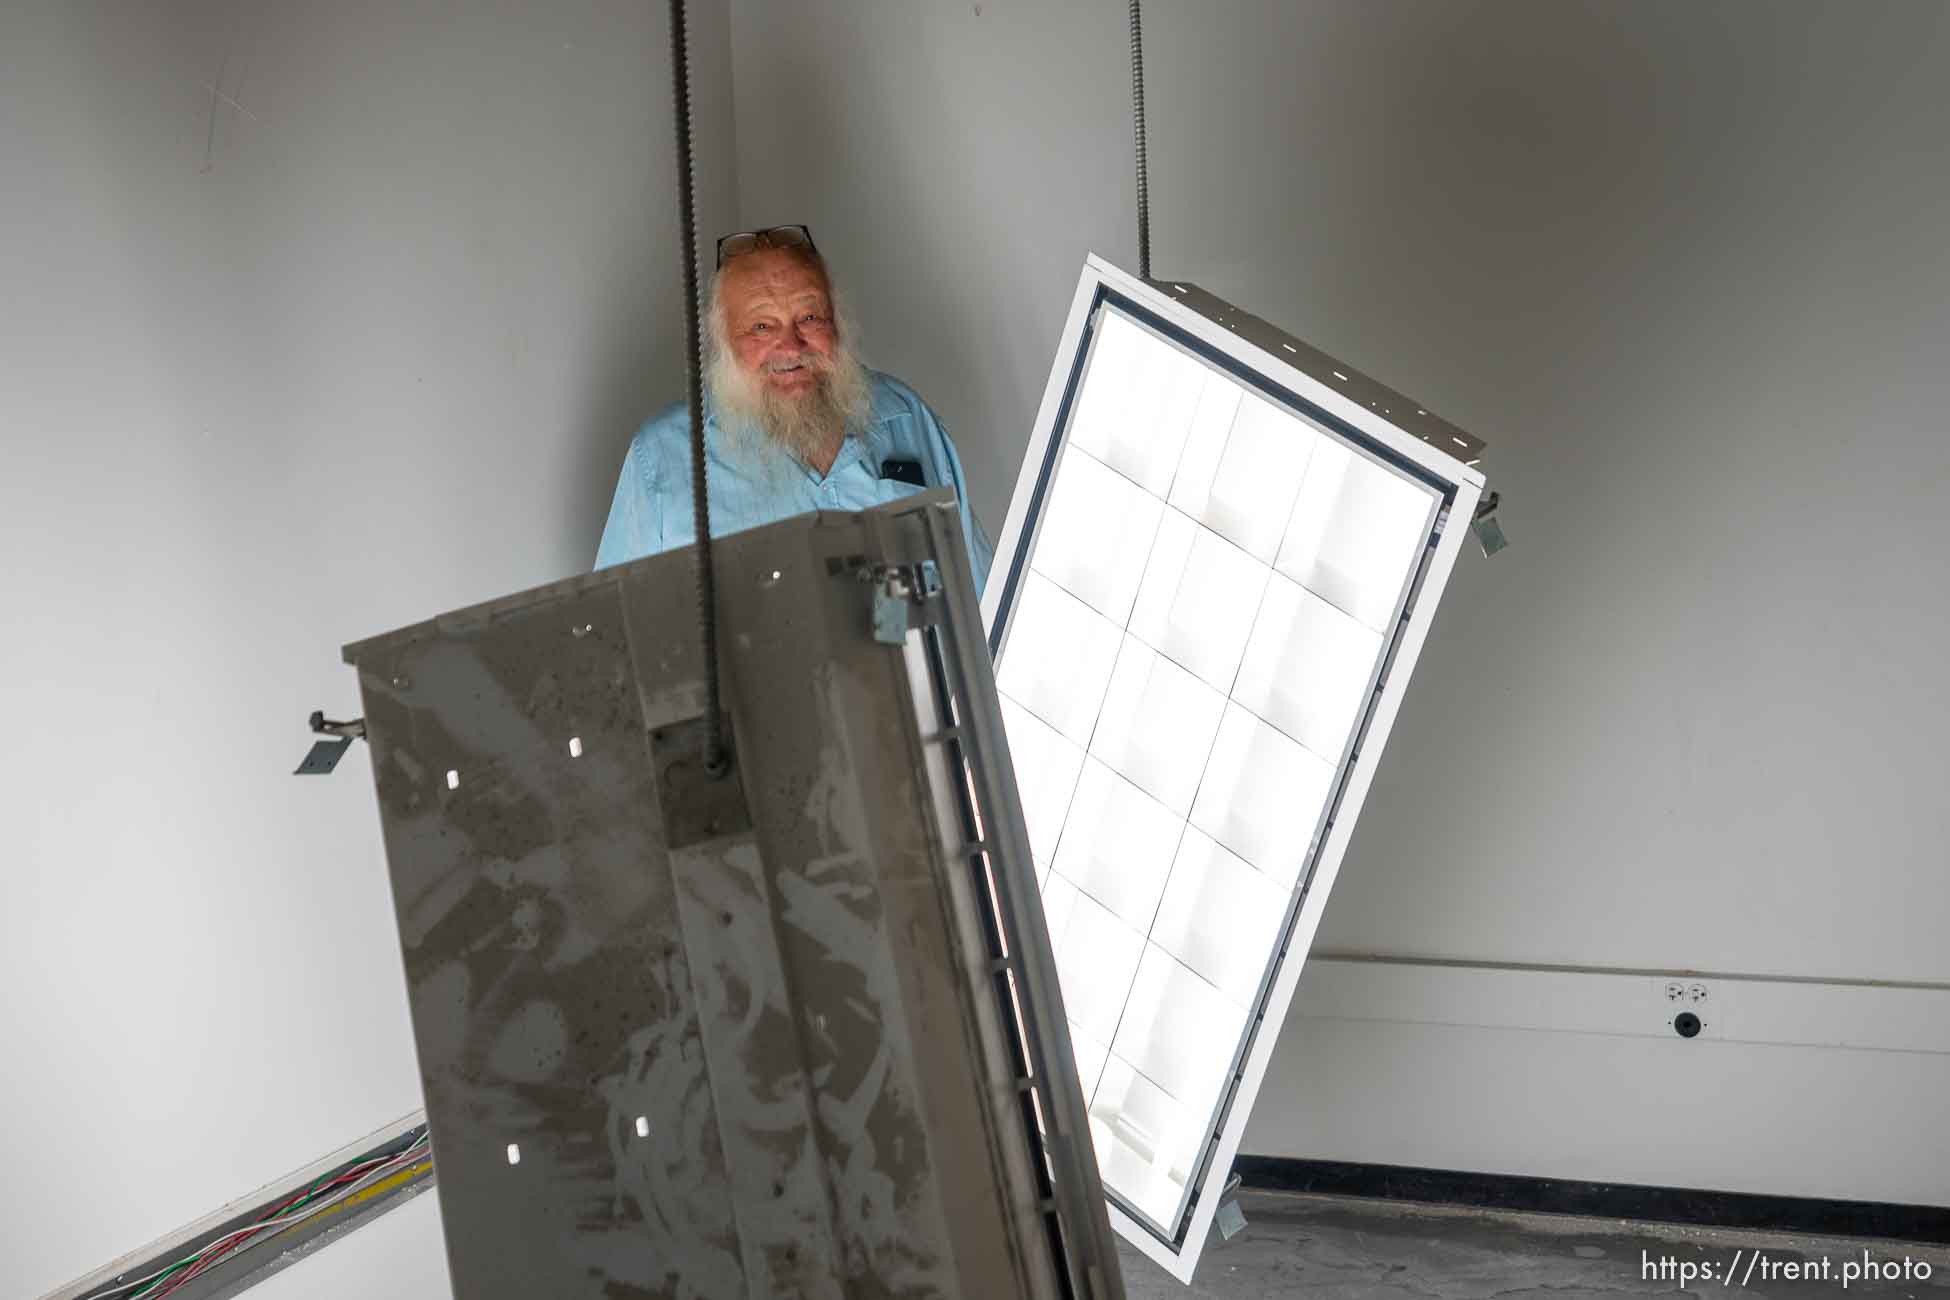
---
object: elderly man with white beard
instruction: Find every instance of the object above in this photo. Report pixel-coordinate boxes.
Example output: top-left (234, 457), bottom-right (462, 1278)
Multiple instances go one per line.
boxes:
top-left (594, 225), bottom-right (993, 591)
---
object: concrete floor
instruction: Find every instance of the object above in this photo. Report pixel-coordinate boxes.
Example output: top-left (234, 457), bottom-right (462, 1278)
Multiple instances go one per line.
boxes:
top-left (1117, 1191), bottom-right (1950, 1298)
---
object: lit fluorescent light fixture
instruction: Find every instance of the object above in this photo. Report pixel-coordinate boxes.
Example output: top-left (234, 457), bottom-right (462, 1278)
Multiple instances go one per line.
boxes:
top-left (984, 256), bottom-right (1488, 1281)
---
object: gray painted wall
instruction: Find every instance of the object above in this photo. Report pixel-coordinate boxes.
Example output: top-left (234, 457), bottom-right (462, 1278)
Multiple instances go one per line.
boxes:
top-left (728, 0), bottom-right (1950, 1205)
top-left (10, 2), bottom-right (1949, 1295)
top-left (2, 2), bottom-right (733, 1293)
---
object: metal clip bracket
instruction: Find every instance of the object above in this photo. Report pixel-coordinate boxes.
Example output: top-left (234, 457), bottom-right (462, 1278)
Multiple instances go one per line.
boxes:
top-left (1214, 1172), bottom-right (1248, 1241)
top-left (295, 709), bottom-right (367, 775)
top-left (863, 559), bottom-right (943, 644)
top-left (1471, 489), bottom-right (1508, 557)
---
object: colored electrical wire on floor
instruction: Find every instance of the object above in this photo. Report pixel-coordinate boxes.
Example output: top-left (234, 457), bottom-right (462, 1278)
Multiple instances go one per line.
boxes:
top-left (83, 1130), bottom-right (432, 1300)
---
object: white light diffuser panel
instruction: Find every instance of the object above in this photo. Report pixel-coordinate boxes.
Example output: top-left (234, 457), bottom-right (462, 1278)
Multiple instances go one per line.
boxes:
top-left (984, 256), bottom-right (1487, 1282)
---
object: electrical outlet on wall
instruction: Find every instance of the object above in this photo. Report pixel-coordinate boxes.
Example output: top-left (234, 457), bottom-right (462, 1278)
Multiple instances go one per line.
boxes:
top-left (1653, 977), bottom-right (1713, 1039)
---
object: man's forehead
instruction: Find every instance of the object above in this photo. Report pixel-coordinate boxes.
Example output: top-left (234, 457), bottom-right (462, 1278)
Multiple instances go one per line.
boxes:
top-left (721, 250), bottom-right (830, 309)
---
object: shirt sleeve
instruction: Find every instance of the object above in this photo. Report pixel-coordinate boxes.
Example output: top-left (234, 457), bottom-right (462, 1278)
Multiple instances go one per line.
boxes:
top-left (906, 397), bottom-right (995, 596)
top-left (593, 437), bottom-right (657, 571)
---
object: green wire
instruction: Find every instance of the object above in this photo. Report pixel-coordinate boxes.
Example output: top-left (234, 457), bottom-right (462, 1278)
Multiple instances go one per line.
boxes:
top-left (113, 1134), bottom-right (428, 1300)
top-left (125, 1258), bottom-right (192, 1300)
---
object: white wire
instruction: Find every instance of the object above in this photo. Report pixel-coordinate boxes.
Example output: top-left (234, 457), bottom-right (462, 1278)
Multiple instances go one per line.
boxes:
top-left (86, 1134), bottom-right (431, 1300)
top-left (156, 1137), bottom-right (431, 1295)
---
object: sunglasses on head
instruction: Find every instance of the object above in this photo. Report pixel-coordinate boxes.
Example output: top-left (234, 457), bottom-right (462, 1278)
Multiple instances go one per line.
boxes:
top-left (715, 224), bottom-right (817, 269)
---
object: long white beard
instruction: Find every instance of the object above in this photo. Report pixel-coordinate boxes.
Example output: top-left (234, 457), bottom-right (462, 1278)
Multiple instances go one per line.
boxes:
top-left (705, 337), bottom-right (873, 483)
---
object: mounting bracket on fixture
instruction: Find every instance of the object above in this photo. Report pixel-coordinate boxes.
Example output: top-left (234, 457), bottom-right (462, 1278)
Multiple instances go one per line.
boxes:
top-left (293, 709), bottom-right (365, 775)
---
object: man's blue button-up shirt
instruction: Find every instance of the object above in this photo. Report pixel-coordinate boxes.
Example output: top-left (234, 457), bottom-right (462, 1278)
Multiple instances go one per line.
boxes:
top-left (594, 369), bottom-right (993, 593)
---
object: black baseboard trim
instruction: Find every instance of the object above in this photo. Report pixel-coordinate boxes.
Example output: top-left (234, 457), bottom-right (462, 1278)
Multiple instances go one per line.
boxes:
top-left (1232, 1156), bottom-right (1950, 1246)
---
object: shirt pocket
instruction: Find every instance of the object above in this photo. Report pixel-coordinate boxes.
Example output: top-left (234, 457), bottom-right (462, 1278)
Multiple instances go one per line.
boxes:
top-left (834, 454), bottom-right (928, 511)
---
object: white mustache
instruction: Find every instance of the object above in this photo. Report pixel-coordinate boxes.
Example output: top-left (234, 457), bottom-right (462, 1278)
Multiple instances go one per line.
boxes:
top-left (763, 354), bottom-right (827, 375)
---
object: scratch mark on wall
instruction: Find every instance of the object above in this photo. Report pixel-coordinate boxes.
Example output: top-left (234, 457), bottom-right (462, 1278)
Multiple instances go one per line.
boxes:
top-left (200, 79), bottom-right (257, 123)
top-left (199, 9), bottom-right (251, 174)
top-left (199, 50), bottom-right (229, 173)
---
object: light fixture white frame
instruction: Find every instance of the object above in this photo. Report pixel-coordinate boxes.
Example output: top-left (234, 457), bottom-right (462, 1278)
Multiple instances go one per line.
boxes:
top-left (983, 255), bottom-right (1487, 1282)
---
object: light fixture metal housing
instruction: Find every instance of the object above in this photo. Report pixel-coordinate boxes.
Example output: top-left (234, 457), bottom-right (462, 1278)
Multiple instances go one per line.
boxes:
top-left (984, 255), bottom-right (1488, 1282)
top-left (344, 494), bottom-right (1124, 1300)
